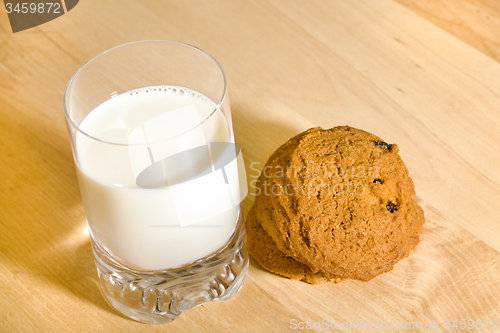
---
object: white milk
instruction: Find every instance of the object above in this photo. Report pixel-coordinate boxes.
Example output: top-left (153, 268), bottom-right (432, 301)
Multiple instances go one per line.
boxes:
top-left (75, 86), bottom-right (242, 271)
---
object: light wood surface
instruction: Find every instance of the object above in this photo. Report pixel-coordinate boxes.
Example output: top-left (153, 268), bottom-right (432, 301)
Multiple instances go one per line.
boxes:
top-left (1, 0), bottom-right (500, 332)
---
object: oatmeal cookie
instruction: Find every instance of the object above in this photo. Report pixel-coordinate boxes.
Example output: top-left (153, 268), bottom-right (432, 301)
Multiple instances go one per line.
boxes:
top-left (246, 207), bottom-right (338, 284)
top-left (251, 126), bottom-right (425, 281)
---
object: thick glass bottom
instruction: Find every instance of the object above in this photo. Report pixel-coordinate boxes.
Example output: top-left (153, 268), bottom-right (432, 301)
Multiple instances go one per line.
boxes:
top-left (91, 214), bottom-right (248, 324)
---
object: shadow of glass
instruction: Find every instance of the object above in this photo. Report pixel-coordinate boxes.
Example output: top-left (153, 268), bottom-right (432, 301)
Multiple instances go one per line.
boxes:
top-left (0, 112), bottom-right (118, 316)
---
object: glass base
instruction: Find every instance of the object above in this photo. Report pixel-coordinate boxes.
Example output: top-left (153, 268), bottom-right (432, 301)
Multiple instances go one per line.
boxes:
top-left (92, 214), bottom-right (249, 324)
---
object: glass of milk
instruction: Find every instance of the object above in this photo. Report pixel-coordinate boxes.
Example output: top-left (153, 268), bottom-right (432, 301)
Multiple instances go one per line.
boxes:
top-left (63, 40), bottom-right (249, 324)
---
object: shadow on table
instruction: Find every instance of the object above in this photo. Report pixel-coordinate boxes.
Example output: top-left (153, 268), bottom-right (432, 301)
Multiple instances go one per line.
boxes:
top-left (8, 102), bottom-right (303, 320)
top-left (39, 239), bottom-right (117, 315)
top-left (231, 103), bottom-right (304, 217)
top-left (0, 112), bottom-right (119, 317)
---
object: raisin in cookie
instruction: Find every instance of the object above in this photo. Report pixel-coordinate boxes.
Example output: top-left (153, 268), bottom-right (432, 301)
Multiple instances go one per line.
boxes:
top-left (252, 126), bottom-right (425, 281)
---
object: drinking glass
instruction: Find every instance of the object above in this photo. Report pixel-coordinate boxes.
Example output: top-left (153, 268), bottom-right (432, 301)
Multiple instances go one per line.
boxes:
top-left (63, 40), bottom-right (249, 324)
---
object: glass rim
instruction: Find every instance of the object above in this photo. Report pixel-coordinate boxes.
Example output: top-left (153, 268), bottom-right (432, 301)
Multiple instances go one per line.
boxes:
top-left (62, 39), bottom-right (228, 147)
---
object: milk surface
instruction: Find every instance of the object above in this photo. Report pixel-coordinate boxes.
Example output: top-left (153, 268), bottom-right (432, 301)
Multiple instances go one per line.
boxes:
top-left (76, 86), bottom-right (241, 271)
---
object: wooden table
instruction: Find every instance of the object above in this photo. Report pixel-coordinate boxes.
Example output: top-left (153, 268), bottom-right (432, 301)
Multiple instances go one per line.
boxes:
top-left (1, 0), bottom-right (500, 331)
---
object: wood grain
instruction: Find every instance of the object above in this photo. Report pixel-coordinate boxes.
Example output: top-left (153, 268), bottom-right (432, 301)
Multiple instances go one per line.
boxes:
top-left (1, 0), bottom-right (499, 331)
top-left (395, 0), bottom-right (500, 62)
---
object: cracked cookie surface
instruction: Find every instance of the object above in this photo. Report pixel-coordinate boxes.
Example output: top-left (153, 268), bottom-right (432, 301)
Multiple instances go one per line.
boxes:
top-left (250, 126), bottom-right (425, 282)
top-left (246, 207), bottom-right (337, 284)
